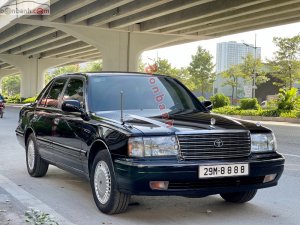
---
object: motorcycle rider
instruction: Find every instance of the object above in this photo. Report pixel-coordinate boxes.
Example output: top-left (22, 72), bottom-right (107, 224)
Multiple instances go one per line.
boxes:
top-left (0, 94), bottom-right (4, 118)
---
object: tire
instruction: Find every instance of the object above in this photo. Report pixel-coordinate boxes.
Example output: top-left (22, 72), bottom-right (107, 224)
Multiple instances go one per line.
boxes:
top-left (220, 190), bottom-right (257, 203)
top-left (90, 150), bottom-right (130, 214)
top-left (26, 133), bottom-right (49, 177)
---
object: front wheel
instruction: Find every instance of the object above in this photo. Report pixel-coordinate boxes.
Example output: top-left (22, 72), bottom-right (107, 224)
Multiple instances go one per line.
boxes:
top-left (26, 133), bottom-right (49, 177)
top-left (220, 190), bottom-right (257, 203)
top-left (90, 150), bottom-right (130, 214)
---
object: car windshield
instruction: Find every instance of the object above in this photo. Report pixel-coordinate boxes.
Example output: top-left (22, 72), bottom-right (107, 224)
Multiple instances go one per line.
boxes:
top-left (88, 75), bottom-right (205, 116)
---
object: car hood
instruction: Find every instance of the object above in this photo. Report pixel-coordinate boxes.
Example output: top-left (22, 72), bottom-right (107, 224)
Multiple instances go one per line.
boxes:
top-left (94, 111), bottom-right (267, 135)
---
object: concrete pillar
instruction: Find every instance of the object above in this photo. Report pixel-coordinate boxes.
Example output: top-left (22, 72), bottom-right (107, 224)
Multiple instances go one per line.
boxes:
top-left (0, 54), bottom-right (76, 98)
top-left (53, 25), bottom-right (183, 72)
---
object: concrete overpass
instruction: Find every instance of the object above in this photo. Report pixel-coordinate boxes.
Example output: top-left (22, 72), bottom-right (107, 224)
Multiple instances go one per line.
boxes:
top-left (1, 0), bottom-right (300, 97)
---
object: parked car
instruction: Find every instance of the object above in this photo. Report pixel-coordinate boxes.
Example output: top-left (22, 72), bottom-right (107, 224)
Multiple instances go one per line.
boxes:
top-left (16, 72), bottom-right (284, 214)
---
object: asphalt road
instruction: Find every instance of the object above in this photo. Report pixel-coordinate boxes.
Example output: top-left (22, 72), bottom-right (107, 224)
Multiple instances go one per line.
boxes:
top-left (0, 106), bottom-right (299, 225)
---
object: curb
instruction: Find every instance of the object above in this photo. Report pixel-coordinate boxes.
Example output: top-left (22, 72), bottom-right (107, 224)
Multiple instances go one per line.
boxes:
top-left (228, 115), bottom-right (300, 124)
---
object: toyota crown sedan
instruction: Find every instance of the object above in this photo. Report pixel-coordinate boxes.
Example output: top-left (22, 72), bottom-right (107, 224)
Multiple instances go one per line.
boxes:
top-left (16, 72), bottom-right (284, 214)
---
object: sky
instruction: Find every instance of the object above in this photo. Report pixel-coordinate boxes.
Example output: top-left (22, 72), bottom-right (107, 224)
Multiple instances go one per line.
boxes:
top-left (141, 22), bottom-right (300, 68)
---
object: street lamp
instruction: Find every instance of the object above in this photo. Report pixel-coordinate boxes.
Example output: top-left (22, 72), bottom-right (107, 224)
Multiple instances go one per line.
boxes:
top-left (243, 34), bottom-right (259, 98)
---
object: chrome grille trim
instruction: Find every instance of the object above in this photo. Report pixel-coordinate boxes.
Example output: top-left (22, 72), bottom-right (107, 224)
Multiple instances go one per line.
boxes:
top-left (177, 130), bottom-right (251, 160)
top-left (176, 129), bottom-right (250, 135)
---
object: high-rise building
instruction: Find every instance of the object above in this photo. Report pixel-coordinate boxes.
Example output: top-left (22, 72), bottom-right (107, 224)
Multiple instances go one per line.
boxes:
top-left (214, 41), bottom-right (261, 98)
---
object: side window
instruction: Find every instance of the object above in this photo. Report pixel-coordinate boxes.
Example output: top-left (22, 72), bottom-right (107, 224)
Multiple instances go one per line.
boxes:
top-left (63, 79), bottom-right (84, 107)
top-left (35, 81), bottom-right (52, 103)
top-left (39, 79), bottom-right (67, 108)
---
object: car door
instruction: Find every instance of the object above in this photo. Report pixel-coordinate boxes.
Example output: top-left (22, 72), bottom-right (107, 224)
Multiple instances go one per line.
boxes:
top-left (33, 78), bottom-right (68, 162)
top-left (51, 77), bottom-right (86, 172)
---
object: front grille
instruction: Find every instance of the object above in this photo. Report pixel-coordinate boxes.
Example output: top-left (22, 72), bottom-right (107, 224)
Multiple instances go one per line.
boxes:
top-left (177, 131), bottom-right (251, 160)
top-left (168, 176), bottom-right (264, 190)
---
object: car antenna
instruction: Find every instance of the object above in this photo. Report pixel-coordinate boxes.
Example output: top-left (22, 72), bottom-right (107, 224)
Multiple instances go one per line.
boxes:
top-left (120, 91), bottom-right (124, 125)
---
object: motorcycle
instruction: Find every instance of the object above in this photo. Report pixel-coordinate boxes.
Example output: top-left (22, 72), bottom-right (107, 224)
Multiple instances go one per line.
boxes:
top-left (0, 100), bottom-right (5, 118)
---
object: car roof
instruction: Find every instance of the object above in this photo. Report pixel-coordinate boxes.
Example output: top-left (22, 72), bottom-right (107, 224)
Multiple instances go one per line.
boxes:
top-left (55, 71), bottom-right (170, 79)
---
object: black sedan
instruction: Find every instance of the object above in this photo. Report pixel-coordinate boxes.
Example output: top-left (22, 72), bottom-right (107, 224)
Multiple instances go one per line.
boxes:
top-left (16, 72), bottom-right (284, 214)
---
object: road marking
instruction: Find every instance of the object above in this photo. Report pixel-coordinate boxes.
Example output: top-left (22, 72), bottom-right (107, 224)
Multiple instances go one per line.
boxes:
top-left (0, 174), bottom-right (75, 225)
top-left (282, 153), bottom-right (300, 158)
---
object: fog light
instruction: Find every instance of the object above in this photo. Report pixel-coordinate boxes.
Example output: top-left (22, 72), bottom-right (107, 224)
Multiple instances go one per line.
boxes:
top-left (149, 181), bottom-right (169, 190)
top-left (263, 174), bottom-right (277, 183)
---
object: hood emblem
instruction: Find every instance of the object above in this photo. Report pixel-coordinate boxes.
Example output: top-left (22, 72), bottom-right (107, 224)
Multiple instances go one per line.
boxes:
top-left (210, 118), bottom-right (216, 125)
top-left (214, 139), bottom-right (223, 148)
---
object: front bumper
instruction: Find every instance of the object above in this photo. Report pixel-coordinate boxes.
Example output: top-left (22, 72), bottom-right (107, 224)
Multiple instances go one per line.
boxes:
top-left (114, 153), bottom-right (284, 196)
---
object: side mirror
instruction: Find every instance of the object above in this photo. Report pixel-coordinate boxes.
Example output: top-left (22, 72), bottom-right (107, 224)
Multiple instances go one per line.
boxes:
top-left (202, 100), bottom-right (213, 111)
top-left (61, 100), bottom-right (90, 121)
top-left (62, 100), bottom-right (81, 113)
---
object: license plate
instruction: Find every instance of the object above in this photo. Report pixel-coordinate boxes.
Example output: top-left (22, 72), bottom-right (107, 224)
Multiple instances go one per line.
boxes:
top-left (199, 164), bottom-right (249, 178)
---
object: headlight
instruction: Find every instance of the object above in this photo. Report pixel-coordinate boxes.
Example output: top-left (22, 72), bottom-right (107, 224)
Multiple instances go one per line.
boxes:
top-left (251, 133), bottom-right (277, 153)
top-left (128, 136), bottom-right (179, 157)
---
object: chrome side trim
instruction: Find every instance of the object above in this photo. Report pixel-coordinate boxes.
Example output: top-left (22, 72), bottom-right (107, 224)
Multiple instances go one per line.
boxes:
top-left (36, 137), bottom-right (52, 144)
top-left (52, 140), bottom-right (82, 153)
top-left (36, 137), bottom-right (85, 154)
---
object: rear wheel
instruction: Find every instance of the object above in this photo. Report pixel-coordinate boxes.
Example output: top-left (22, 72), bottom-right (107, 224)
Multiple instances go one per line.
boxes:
top-left (220, 190), bottom-right (257, 203)
top-left (26, 133), bottom-right (48, 177)
top-left (90, 150), bottom-right (130, 214)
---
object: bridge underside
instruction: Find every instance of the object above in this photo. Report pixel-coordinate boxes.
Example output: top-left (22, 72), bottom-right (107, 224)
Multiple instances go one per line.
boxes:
top-left (1, 0), bottom-right (300, 97)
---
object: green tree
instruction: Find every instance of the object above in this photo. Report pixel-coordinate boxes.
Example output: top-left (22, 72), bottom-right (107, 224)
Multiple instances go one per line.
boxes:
top-left (277, 87), bottom-right (300, 110)
top-left (82, 60), bottom-right (102, 72)
top-left (137, 57), bottom-right (146, 73)
top-left (210, 93), bottom-right (230, 108)
top-left (143, 57), bottom-right (195, 90)
top-left (154, 58), bottom-right (196, 89)
top-left (143, 57), bottom-right (178, 77)
top-left (1, 74), bottom-right (21, 96)
top-left (155, 58), bottom-right (173, 76)
top-left (221, 64), bottom-right (244, 103)
top-left (45, 64), bottom-right (80, 84)
top-left (267, 35), bottom-right (300, 89)
top-left (174, 68), bottom-right (195, 90)
top-left (45, 61), bottom-right (103, 84)
top-left (188, 46), bottom-right (215, 96)
top-left (240, 53), bottom-right (268, 85)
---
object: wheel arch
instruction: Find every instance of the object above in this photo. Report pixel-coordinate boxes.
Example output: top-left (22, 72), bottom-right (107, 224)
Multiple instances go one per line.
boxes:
top-left (88, 139), bottom-right (116, 179)
top-left (24, 127), bottom-right (35, 147)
